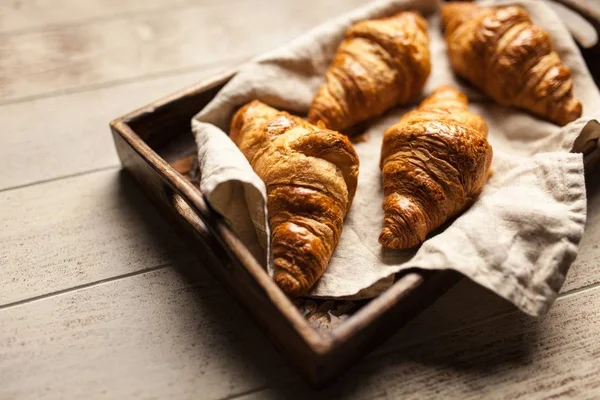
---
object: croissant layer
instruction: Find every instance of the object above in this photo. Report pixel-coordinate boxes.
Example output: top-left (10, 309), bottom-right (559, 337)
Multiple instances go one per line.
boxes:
top-left (308, 11), bottom-right (431, 132)
top-left (379, 86), bottom-right (493, 249)
top-left (442, 2), bottom-right (582, 126)
top-left (230, 100), bottom-right (359, 297)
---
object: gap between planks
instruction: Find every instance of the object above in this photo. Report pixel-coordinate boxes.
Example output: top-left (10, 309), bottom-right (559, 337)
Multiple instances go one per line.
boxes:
top-left (0, 262), bottom-right (178, 311)
top-left (219, 386), bottom-right (273, 400)
top-left (559, 279), bottom-right (600, 299)
top-left (0, 165), bottom-right (119, 193)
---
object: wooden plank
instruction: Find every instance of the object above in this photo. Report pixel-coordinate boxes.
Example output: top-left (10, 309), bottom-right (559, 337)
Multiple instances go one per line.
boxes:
top-left (2, 266), bottom-right (599, 400)
top-left (0, 168), bottom-right (196, 306)
top-left (0, 64), bottom-right (233, 190)
top-left (0, 0), bottom-right (194, 34)
top-left (0, 267), bottom-right (293, 400)
top-left (0, 0), bottom-right (365, 104)
top-left (237, 286), bottom-right (600, 400)
top-left (0, 0), bottom-right (191, 34)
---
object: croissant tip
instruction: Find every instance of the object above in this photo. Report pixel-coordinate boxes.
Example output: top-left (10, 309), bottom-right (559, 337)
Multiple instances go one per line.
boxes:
top-left (559, 99), bottom-right (583, 126)
top-left (379, 227), bottom-right (421, 250)
top-left (378, 228), bottom-right (399, 249)
top-left (315, 120), bottom-right (328, 129)
top-left (274, 270), bottom-right (305, 298)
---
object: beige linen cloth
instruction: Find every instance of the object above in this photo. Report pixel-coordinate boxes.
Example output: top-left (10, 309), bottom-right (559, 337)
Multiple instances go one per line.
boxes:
top-left (192, 0), bottom-right (600, 316)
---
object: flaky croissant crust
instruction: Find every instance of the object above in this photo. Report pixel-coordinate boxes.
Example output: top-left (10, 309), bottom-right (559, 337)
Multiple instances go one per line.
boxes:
top-left (380, 85), bottom-right (493, 249)
top-left (442, 2), bottom-right (582, 126)
top-left (230, 100), bottom-right (359, 297)
top-left (308, 11), bottom-right (431, 132)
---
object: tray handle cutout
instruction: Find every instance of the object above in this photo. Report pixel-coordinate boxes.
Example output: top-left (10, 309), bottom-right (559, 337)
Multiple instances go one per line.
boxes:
top-left (166, 184), bottom-right (234, 270)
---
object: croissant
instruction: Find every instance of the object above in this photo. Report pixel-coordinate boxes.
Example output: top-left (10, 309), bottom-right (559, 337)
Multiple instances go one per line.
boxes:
top-left (308, 11), bottom-right (431, 132)
top-left (442, 2), bottom-right (582, 126)
top-left (379, 85), bottom-right (492, 249)
top-left (230, 100), bottom-right (359, 297)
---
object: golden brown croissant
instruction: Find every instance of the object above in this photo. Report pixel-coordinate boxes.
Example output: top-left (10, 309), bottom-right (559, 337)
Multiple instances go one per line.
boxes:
top-left (308, 11), bottom-right (431, 132)
top-left (442, 2), bottom-right (582, 126)
top-left (379, 85), bottom-right (492, 249)
top-left (230, 100), bottom-right (359, 297)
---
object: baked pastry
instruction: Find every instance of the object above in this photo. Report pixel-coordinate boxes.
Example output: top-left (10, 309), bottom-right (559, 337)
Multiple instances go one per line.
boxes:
top-left (379, 85), bottom-right (492, 249)
top-left (230, 100), bottom-right (359, 297)
top-left (308, 11), bottom-right (431, 132)
top-left (442, 2), bottom-right (582, 126)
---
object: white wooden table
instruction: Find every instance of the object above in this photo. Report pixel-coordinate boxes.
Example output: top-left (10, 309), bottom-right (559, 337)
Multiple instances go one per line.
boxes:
top-left (1, 1), bottom-right (600, 398)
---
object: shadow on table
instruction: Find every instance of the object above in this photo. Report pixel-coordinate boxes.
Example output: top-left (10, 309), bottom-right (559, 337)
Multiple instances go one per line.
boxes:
top-left (115, 163), bottom-right (600, 399)
top-left (116, 170), bottom-right (296, 392)
top-left (249, 279), bottom-right (539, 399)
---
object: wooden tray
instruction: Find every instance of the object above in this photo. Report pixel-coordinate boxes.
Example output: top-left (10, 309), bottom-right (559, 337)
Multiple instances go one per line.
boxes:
top-left (109, 70), bottom-right (460, 387)
top-left (110, 1), bottom-right (600, 387)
